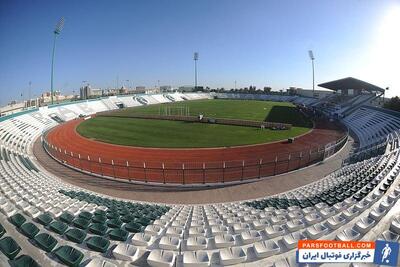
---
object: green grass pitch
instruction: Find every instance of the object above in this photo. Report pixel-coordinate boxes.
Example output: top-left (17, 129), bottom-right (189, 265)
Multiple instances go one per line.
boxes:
top-left (76, 99), bottom-right (312, 148)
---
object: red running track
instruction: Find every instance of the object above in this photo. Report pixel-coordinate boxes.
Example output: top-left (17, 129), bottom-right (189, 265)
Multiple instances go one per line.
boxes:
top-left (44, 118), bottom-right (346, 184)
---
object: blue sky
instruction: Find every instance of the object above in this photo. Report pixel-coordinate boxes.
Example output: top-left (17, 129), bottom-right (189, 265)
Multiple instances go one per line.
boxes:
top-left (1, 0), bottom-right (399, 106)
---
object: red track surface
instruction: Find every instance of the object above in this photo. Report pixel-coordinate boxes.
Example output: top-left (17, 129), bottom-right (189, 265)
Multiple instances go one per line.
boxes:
top-left (45, 118), bottom-right (345, 184)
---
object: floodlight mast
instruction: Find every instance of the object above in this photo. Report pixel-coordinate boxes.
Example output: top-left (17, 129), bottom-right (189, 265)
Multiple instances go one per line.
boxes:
top-left (50, 17), bottom-right (65, 105)
top-left (308, 50), bottom-right (315, 96)
top-left (194, 52), bottom-right (199, 90)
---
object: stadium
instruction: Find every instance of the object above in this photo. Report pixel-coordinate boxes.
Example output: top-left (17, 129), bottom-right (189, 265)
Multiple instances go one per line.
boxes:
top-left (1, 79), bottom-right (400, 266)
top-left (1, 1), bottom-right (400, 267)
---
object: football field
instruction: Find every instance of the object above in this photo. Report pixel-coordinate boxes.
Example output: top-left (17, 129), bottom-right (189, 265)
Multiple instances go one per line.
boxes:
top-left (76, 99), bottom-right (312, 148)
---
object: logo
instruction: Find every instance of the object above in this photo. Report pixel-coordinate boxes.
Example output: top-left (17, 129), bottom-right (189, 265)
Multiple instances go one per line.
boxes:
top-left (374, 240), bottom-right (399, 266)
top-left (297, 240), bottom-right (375, 263)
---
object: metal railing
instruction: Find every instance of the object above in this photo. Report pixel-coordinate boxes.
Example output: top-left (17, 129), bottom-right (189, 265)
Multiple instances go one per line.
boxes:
top-left (42, 132), bottom-right (348, 186)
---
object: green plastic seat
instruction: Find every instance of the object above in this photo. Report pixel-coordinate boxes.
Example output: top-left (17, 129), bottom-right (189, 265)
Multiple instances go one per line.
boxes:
top-left (85, 236), bottom-right (110, 253)
top-left (9, 213), bottom-right (26, 228)
top-left (49, 220), bottom-right (68, 235)
top-left (36, 213), bottom-right (53, 226)
top-left (54, 245), bottom-right (84, 267)
top-left (108, 228), bottom-right (128, 241)
top-left (94, 209), bottom-right (106, 217)
top-left (136, 217), bottom-right (151, 226)
top-left (0, 236), bottom-right (21, 260)
top-left (78, 211), bottom-right (93, 220)
top-left (92, 215), bottom-right (107, 223)
top-left (0, 223), bottom-right (6, 238)
top-left (88, 223), bottom-right (108, 236)
top-left (65, 228), bottom-right (87, 244)
top-left (121, 214), bottom-right (135, 223)
top-left (20, 223), bottom-right (40, 239)
top-left (59, 212), bottom-right (75, 224)
top-left (125, 221), bottom-right (142, 233)
top-left (106, 212), bottom-right (119, 220)
top-left (72, 218), bottom-right (90, 230)
top-left (106, 218), bottom-right (123, 228)
top-left (10, 254), bottom-right (40, 267)
top-left (34, 233), bottom-right (57, 252)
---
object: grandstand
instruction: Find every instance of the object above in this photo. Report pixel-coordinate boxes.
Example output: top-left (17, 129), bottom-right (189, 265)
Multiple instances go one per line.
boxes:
top-left (0, 88), bottom-right (400, 267)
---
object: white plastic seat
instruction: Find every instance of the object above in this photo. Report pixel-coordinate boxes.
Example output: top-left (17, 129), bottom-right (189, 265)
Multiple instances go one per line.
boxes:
top-left (26, 206), bottom-right (41, 218)
top-left (252, 219), bottom-right (269, 230)
top-left (49, 207), bottom-right (62, 217)
top-left (86, 257), bottom-right (117, 267)
top-left (186, 236), bottom-right (207, 250)
top-left (232, 223), bottom-right (250, 234)
top-left (147, 249), bottom-right (176, 267)
top-left (182, 251), bottom-right (210, 267)
top-left (287, 210), bottom-right (303, 220)
top-left (226, 217), bottom-right (241, 226)
top-left (219, 246), bottom-right (247, 265)
top-left (283, 231), bottom-right (307, 249)
top-left (131, 233), bottom-right (156, 246)
top-left (210, 225), bottom-right (228, 236)
top-left (368, 206), bottom-right (387, 221)
top-left (265, 225), bottom-right (285, 238)
top-left (240, 230), bottom-right (261, 244)
top-left (214, 234), bottom-right (235, 248)
top-left (304, 213), bottom-right (322, 225)
top-left (112, 243), bottom-right (145, 262)
top-left (270, 215), bottom-right (287, 225)
top-left (336, 227), bottom-right (361, 241)
top-left (253, 240), bottom-right (280, 258)
top-left (159, 236), bottom-right (181, 250)
top-left (305, 222), bottom-right (329, 239)
top-left (188, 226), bottom-right (206, 237)
top-left (286, 219), bottom-right (305, 232)
top-left (319, 207), bottom-right (335, 218)
top-left (354, 216), bottom-right (376, 234)
top-left (327, 214), bottom-right (346, 229)
top-left (145, 225), bottom-right (163, 236)
top-left (390, 215), bottom-right (400, 235)
top-left (1, 203), bottom-right (16, 217)
top-left (165, 226), bottom-right (183, 237)
top-left (379, 230), bottom-right (400, 242)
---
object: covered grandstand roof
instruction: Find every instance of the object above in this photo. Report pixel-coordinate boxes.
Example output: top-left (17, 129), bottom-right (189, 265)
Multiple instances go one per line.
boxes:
top-left (318, 77), bottom-right (385, 93)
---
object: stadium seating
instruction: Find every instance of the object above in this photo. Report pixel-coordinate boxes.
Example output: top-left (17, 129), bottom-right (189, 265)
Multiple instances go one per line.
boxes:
top-left (1, 93), bottom-right (400, 266)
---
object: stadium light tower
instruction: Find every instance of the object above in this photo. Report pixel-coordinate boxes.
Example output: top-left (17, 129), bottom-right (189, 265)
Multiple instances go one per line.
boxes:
top-left (308, 50), bottom-right (315, 96)
top-left (50, 17), bottom-right (65, 105)
top-left (194, 52), bottom-right (199, 90)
